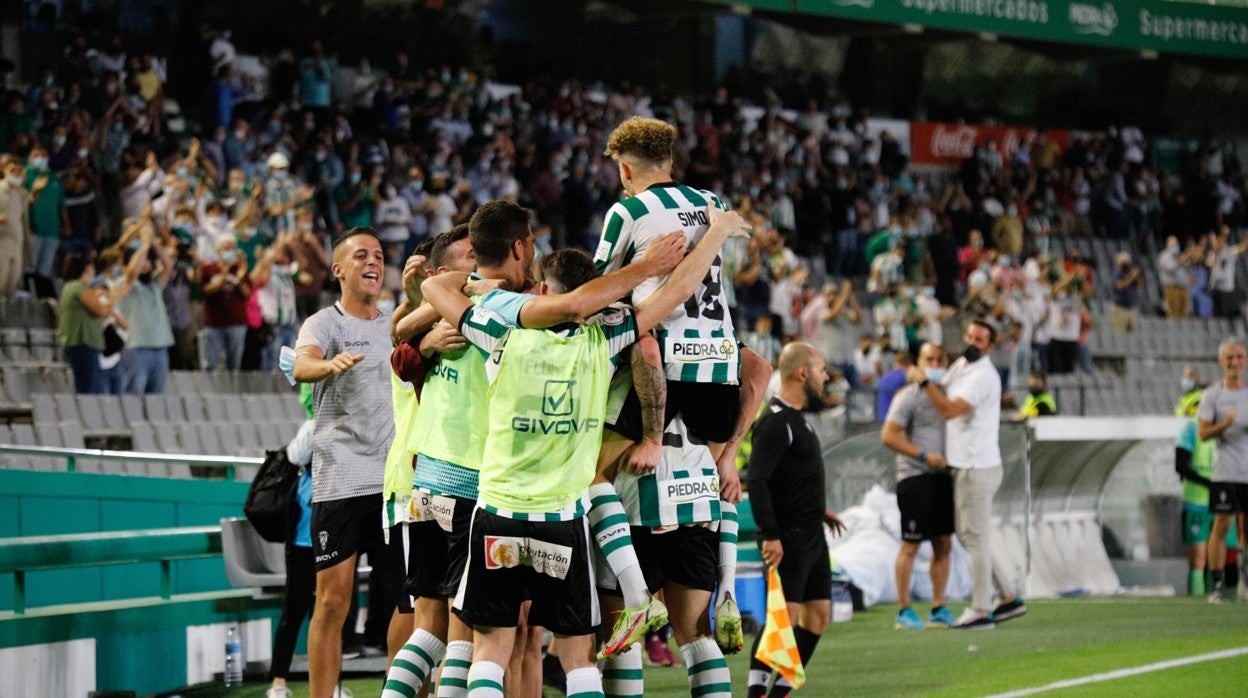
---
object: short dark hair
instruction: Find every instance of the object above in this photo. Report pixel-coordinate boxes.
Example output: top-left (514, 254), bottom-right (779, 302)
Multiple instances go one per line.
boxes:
top-left (430, 224), bottom-right (470, 269)
top-left (970, 318), bottom-right (998, 345)
top-left (62, 252), bottom-right (93, 280)
top-left (412, 236), bottom-right (437, 260)
top-left (331, 226), bottom-right (379, 251)
top-left (469, 201), bottom-right (530, 268)
top-left (539, 249), bottom-right (596, 293)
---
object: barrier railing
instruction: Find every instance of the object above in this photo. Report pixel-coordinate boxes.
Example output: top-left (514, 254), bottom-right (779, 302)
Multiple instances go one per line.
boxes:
top-left (0, 526), bottom-right (223, 614)
top-left (0, 443), bottom-right (262, 480)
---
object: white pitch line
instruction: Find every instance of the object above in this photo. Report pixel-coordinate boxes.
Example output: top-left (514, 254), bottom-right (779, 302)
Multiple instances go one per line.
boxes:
top-left (984, 646), bottom-right (1248, 698)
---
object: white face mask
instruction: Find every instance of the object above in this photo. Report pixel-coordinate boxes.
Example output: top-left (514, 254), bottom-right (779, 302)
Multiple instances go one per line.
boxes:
top-left (5, 174), bottom-right (20, 187)
top-left (377, 299), bottom-right (396, 315)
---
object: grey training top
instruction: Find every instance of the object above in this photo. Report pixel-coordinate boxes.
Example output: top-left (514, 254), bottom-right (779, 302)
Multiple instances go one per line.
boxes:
top-left (296, 302), bottom-right (395, 502)
top-left (885, 382), bottom-right (948, 482)
top-left (1197, 382), bottom-right (1248, 484)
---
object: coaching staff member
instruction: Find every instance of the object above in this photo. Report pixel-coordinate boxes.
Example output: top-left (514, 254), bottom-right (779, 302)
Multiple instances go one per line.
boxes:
top-left (746, 343), bottom-right (845, 698)
top-left (913, 319), bottom-right (1026, 629)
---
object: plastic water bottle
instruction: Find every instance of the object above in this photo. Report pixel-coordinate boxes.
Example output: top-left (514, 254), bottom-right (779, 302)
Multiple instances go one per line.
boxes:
top-left (224, 625), bottom-right (244, 686)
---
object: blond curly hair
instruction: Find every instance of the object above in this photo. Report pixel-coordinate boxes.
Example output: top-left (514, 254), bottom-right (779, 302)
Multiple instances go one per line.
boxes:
top-left (604, 116), bottom-right (676, 168)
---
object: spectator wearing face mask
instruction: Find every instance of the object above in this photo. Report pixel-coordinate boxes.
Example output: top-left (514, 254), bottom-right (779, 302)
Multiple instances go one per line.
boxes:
top-left (1158, 235), bottom-right (1194, 318)
top-left (265, 152), bottom-right (314, 237)
top-left (301, 140), bottom-right (344, 229)
top-left (117, 223), bottom-right (175, 394)
top-left (199, 234), bottom-right (253, 371)
top-left (334, 163), bottom-right (376, 230)
top-left (991, 200), bottom-right (1024, 260)
top-left (0, 155), bottom-right (34, 299)
top-left (1110, 252), bottom-right (1143, 334)
top-left (24, 146), bottom-right (66, 283)
top-left (373, 181), bottom-right (412, 251)
top-left (251, 238), bottom-right (301, 372)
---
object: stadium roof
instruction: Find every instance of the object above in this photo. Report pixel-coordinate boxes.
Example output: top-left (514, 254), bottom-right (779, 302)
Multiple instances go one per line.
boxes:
top-left (702, 0), bottom-right (1248, 61)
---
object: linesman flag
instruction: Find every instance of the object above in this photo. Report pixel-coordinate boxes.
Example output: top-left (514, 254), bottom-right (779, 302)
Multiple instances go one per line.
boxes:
top-left (753, 566), bottom-right (806, 689)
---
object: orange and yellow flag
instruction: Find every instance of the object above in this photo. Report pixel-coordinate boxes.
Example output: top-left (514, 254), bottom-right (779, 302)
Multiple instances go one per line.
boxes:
top-left (753, 566), bottom-right (806, 689)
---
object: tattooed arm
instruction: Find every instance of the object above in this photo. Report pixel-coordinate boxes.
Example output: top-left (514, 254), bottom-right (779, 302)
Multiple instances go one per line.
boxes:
top-left (621, 333), bottom-right (666, 475)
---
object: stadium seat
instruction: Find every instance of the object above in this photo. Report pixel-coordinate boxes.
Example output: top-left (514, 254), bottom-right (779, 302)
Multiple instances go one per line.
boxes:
top-left (175, 423), bottom-right (204, 454)
top-left (168, 371), bottom-right (197, 395)
top-left (154, 423), bottom-right (184, 454)
top-left (196, 422), bottom-right (224, 455)
top-left (27, 328), bottom-right (57, 361)
top-left (120, 395), bottom-right (146, 427)
top-left (0, 328), bottom-right (30, 361)
top-left (219, 517), bottom-right (285, 599)
top-left (203, 394), bottom-right (230, 423)
top-left (143, 394), bottom-right (170, 422)
top-left (131, 423), bottom-right (159, 453)
top-left (31, 392), bottom-right (58, 424)
top-left (74, 394), bottom-right (104, 430)
top-left (99, 395), bottom-right (127, 431)
top-left (182, 395), bottom-right (208, 422)
top-left (1, 366), bottom-right (32, 403)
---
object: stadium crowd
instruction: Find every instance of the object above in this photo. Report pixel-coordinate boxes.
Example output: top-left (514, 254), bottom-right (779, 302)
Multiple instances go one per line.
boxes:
top-left (2, 31), bottom-right (1247, 397)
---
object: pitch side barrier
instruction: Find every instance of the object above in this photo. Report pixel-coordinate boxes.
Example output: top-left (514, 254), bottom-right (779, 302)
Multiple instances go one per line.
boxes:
top-left (0, 465), bottom-right (277, 695)
top-left (813, 416), bottom-right (1186, 598)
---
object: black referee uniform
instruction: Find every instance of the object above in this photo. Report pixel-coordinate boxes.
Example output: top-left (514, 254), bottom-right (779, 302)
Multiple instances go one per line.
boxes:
top-left (746, 396), bottom-right (830, 698)
top-left (746, 397), bottom-right (830, 604)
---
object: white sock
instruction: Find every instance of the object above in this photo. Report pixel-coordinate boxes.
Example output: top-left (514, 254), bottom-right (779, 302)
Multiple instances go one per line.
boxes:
top-left (565, 666), bottom-right (605, 698)
top-left (383, 629), bottom-right (446, 698)
top-left (588, 483), bottom-right (648, 608)
top-left (718, 501), bottom-right (739, 603)
top-left (602, 644), bottom-right (644, 698)
top-left (680, 636), bottom-right (732, 698)
top-left (435, 640), bottom-right (473, 698)
top-left (748, 669), bottom-right (772, 691)
top-left (465, 660), bottom-right (504, 698)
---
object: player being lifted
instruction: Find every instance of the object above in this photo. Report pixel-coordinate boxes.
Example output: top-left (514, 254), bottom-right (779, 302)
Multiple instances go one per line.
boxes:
top-left (590, 116), bottom-right (770, 662)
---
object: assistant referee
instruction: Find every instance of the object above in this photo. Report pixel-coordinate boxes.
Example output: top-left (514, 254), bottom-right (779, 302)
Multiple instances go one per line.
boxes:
top-left (746, 343), bottom-right (845, 698)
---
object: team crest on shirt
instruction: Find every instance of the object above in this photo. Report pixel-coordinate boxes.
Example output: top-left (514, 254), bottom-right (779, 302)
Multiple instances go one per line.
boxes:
top-left (483, 536), bottom-right (572, 579)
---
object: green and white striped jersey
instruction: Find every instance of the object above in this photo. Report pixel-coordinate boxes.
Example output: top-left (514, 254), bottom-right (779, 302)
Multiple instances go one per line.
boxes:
top-left (615, 417), bottom-right (722, 529)
top-left (594, 182), bottom-right (739, 385)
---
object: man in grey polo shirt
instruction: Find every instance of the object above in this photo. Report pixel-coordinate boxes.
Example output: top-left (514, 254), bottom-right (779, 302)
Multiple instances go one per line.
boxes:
top-left (913, 319), bottom-right (1026, 629)
top-left (884, 342), bottom-right (955, 630)
top-left (1197, 337), bottom-right (1248, 603)
top-left (294, 227), bottom-right (396, 698)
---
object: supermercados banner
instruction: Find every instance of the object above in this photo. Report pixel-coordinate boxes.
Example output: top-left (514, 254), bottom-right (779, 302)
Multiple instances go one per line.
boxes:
top-left (910, 120), bottom-right (1069, 168)
top-left (717, 1), bottom-right (1248, 61)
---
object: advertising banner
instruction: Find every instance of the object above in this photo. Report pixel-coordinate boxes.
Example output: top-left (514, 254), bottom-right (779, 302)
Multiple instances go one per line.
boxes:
top-left (714, 1), bottom-right (1248, 61)
top-left (910, 120), bottom-right (1070, 168)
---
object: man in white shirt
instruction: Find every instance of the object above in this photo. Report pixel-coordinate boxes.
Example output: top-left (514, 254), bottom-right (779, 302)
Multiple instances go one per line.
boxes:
top-left (910, 319), bottom-right (1026, 629)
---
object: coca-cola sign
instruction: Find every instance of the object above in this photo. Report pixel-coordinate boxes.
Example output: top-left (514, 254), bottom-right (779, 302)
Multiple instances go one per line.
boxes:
top-left (911, 121), bottom-right (1070, 169)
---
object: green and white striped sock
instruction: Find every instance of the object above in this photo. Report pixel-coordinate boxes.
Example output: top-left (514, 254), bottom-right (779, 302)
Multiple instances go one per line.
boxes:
top-left (681, 636), bottom-right (732, 698)
top-left (382, 629), bottom-right (446, 698)
top-left (588, 483), bottom-right (648, 608)
top-left (435, 640), bottom-right (472, 697)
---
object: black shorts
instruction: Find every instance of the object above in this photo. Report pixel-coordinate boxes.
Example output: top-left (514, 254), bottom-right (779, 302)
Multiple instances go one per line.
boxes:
top-left (452, 508), bottom-right (598, 637)
top-left (774, 525), bottom-right (831, 603)
top-left (634, 525), bottom-right (719, 593)
top-left (408, 492), bottom-right (476, 599)
top-left (896, 473), bottom-right (955, 542)
top-left (1209, 482), bottom-right (1248, 514)
top-left (311, 493), bottom-right (387, 573)
top-left (387, 522), bottom-right (419, 613)
top-left (608, 380), bottom-right (741, 445)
